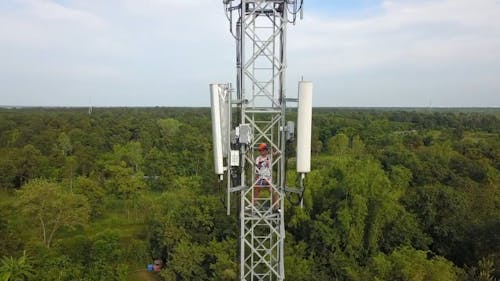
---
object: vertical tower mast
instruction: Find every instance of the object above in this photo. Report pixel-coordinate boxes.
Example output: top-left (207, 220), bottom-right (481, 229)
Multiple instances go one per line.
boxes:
top-left (211, 1), bottom-right (309, 280)
top-left (238, 2), bottom-right (286, 280)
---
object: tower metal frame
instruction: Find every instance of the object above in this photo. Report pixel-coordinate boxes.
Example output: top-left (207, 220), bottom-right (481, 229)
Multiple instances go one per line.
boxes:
top-left (221, 1), bottom-right (304, 280)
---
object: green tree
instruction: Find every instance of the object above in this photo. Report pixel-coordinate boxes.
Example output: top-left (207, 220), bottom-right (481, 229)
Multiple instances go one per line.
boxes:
top-left (86, 230), bottom-right (124, 281)
top-left (403, 184), bottom-right (469, 263)
top-left (56, 132), bottom-right (73, 157)
top-left (16, 179), bottom-right (90, 248)
top-left (61, 156), bottom-right (77, 191)
top-left (206, 239), bottom-right (238, 281)
top-left (284, 240), bottom-right (316, 281)
top-left (73, 176), bottom-right (105, 218)
top-left (328, 133), bottom-right (349, 156)
top-left (162, 240), bottom-right (207, 281)
top-left (0, 251), bottom-right (34, 281)
top-left (14, 145), bottom-right (47, 187)
top-left (99, 142), bottom-right (145, 200)
top-left (292, 154), bottom-right (432, 279)
top-left (0, 150), bottom-right (16, 189)
top-left (365, 247), bottom-right (460, 281)
top-left (157, 118), bottom-right (181, 145)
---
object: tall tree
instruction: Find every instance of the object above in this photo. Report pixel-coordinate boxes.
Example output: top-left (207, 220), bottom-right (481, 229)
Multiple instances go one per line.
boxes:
top-left (16, 179), bottom-right (90, 248)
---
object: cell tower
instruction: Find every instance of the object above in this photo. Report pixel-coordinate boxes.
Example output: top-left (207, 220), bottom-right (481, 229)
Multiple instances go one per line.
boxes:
top-left (210, 1), bottom-right (311, 280)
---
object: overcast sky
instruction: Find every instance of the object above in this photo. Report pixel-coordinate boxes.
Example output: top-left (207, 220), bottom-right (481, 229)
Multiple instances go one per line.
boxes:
top-left (1, 0), bottom-right (499, 107)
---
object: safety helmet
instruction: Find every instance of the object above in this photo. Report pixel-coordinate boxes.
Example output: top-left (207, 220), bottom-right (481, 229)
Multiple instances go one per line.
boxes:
top-left (258, 143), bottom-right (268, 151)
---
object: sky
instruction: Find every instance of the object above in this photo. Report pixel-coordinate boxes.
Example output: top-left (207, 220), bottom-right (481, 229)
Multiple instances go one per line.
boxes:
top-left (0, 0), bottom-right (499, 107)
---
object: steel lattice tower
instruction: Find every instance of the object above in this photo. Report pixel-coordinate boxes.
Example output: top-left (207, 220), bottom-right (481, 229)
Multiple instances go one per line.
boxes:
top-left (236, 2), bottom-right (288, 280)
top-left (211, 1), bottom-right (308, 280)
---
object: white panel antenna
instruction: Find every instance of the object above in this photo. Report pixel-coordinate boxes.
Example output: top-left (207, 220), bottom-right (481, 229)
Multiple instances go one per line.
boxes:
top-left (297, 81), bottom-right (313, 173)
top-left (210, 84), bottom-right (225, 176)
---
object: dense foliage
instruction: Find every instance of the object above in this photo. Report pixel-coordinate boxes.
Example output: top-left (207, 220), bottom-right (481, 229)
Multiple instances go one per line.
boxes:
top-left (0, 107), bottom-right (498, 280)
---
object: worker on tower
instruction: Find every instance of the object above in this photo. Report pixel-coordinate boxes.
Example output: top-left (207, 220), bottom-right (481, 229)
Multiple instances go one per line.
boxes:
top-left (251, 143), bottom-right (280, 213)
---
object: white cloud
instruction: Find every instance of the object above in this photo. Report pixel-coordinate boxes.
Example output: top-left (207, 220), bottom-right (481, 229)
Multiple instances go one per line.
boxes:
top-left (291, 0), bottom-right (500, 71)
top-left (0, 0), bottom-right (233, 106)
top-left (0, 0), bottom-right (499, 107)
top-left (26, 0), bottom-right (107, 28)
top-left (285, 0), bottom-right (500, 106)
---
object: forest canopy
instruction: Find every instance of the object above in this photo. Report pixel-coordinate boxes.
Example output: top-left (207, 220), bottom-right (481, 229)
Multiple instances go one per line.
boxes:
top-left (0, 107), bottom-right (498, 280)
